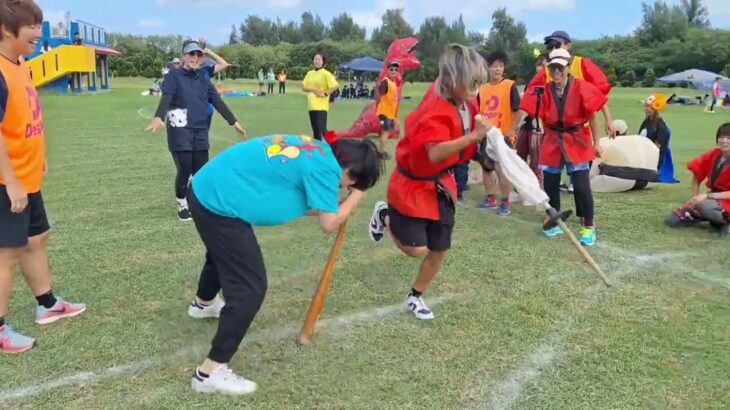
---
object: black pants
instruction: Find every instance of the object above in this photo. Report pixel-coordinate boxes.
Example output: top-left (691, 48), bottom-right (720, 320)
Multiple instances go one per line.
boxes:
top-left (279, 82), bottom-right (286, 94)
top-left (188, 188), bottom-right (268, 364)
top-left (171, 151), bottom-right (209, 200)
top-left (544, 170), bottom-right (594, 225)
top-left (309, 110), bottom-right (328, 141)
top-left (455, 163), bottom-right (469, 198)
top-left (710, 96), bottom-right (718, 111)
top-left (267, 83), bottom-right (274, 94)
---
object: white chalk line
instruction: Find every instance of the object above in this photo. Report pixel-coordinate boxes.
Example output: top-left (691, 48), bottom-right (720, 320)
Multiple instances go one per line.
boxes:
top-left (136, 107), bottom-right (239, 145)
top-left (466, 235), bottom-right (699, 410)
top-left (0, 294), bottom-right (459, 404)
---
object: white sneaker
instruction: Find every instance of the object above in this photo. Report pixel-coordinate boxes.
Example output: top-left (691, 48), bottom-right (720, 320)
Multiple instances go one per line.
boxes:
top-left (369, 201), bottom-right (388, 243)
top-left (191, 365), bottom-right (257, 396)
top-left (405, 295), bottom-right (435, 320)
top-left (188, 297), bottom-right (225, 319)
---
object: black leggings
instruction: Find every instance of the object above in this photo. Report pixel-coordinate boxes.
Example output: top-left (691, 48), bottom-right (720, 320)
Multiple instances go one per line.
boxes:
top-left (279, 82), bottom-right (286, 94)
top-left (267, 83), bottom-right (274, 94)
top-left (544, 170), bottom-right (594, 226)
top-left (309, 110), bottom-right (328, 141)
top-left (172, 150), bottom-right (209, 200)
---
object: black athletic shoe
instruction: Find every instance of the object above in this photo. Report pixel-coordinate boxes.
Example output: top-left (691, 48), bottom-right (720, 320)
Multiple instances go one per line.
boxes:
top-left (178, 207), bottom-right (192, 222)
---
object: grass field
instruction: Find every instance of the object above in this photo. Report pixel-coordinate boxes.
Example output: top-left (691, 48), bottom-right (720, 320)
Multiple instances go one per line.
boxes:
top-left (0, 77), bottom-right (728, 409)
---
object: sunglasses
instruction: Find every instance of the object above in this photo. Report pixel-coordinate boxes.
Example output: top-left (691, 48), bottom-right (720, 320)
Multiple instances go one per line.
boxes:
top-left (546, 40), bottom-right (564, 50)
top-left (187, 50), bottom-right (204, 57)
top-left (547, 65), bottom-right (567, 72)
top-left (388, 67), bottom-right (398, 72)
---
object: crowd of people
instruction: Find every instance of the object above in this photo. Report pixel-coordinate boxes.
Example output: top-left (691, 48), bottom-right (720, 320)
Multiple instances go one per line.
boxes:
top-left (1, 0), bottom-right (728, 399)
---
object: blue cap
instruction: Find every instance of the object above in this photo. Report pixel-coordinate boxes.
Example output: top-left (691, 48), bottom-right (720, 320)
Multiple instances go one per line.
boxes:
top-left (544, 30), bottom-right (571, 45)
top-left (182, 41), bottom-right (204, 55)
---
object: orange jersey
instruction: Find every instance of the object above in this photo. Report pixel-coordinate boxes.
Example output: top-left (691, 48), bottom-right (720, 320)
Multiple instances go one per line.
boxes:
top-left (0, 56), bottom-right (45, 193)
top-left (376, 78), bottom-right (398, 120)
top-left (479, 79), bottom-right (517, 144)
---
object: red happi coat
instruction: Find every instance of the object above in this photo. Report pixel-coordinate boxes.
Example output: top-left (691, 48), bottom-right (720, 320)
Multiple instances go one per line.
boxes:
top-left (388, 83), bottom-right (478, 221)
top-left (525, 56), bottom-right (612, 97)
top-left (687, 148), bottom-right (730, 213)
top-left (520, 77), bottom-right (607, 167)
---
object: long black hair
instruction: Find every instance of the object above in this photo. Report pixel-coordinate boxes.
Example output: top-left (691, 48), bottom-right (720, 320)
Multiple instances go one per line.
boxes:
top-left (331, 138), bottom-right (384, 191)
top-left (717, 122), bottom-right (730, 143)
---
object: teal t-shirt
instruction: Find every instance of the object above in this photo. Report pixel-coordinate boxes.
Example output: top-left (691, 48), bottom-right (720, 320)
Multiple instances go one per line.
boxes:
top-left (192, 134), bottom-right (341, 226)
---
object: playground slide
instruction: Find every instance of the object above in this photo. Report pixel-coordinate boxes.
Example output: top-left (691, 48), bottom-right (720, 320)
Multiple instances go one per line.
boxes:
top-left (27, 45), bottom-right (96, 88)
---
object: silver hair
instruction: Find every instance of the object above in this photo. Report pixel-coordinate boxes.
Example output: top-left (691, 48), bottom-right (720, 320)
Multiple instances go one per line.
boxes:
top-left (436, 44), bottom-right (489, 100)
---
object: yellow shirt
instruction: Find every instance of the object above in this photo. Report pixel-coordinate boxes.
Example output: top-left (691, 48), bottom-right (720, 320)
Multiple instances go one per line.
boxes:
top-left (302, 68), bottom-right (338, 111)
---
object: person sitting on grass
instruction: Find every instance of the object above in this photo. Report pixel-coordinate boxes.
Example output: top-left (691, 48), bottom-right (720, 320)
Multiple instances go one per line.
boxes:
top-left (665, 123), bottom-right (730, 237)
top-left (185, 136), bottom-right (383, 395)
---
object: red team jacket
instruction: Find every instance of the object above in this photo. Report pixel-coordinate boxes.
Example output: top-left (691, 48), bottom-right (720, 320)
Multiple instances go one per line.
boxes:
top-left (388, 83), bottom-right (478, 221)
top-left (688, 148), bottom-right (730, 213)
top-left (520, 78), bottom-right (607, 167)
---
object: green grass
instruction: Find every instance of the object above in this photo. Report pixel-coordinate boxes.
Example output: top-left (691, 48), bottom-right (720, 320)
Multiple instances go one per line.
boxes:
top-left (0, 77), bottom-right (728, 409)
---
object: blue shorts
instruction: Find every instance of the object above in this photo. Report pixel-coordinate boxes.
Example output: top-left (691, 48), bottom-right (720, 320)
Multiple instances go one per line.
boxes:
top-left (540, 161), bottom-right (590, 175)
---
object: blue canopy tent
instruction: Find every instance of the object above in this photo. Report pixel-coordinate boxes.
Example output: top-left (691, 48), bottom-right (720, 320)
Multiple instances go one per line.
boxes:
top-left (657, 69), bottom-right (728, 90)
top-left (339, 56), bottom-right (384, 73)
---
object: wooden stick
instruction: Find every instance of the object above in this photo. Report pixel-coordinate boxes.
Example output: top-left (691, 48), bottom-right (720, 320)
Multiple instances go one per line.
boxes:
top-left (556, 219), bottom-right (612, 287)
top-left (299, 219), bottom-right (350, 345)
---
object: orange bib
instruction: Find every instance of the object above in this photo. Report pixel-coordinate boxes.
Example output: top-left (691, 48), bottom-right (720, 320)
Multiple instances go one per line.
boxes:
top-left (376, 78), bottom-right (398, 120)
top-left (479, 79), bottom-right (516, 142)
top-left (0, 56), bottom-right (45, 193)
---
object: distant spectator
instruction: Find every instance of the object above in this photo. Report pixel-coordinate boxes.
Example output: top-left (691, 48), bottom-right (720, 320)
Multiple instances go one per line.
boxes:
top-left (705, 77), bottom-right (723, 114)
top-left (267, 67), bottom-right (275, 95)
top-left (278, 70), bottom-right (287, 94)
top-left (73, 32), bottom-right (82, 45)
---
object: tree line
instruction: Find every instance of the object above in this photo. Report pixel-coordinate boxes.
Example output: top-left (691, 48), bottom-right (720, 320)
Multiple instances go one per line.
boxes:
top-left (108, 0), bottom-right (730, 86)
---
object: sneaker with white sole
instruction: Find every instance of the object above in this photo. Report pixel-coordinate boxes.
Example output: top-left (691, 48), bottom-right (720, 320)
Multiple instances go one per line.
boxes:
top-left (405, 295), bottom-right (434, 320)
top-left (35, 297), bottom-right (86, 325)
top-left (368, 201), bottom-right (388, 243)
top-left (0, 325), bottom-right (36, 354)
top-left (188, 297), bottom-right (225, 319)
top-left (191, 365), bottom-right (257, 396)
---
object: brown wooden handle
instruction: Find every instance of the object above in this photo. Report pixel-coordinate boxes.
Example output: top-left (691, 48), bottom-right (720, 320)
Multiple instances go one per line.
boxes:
top-left (299, 219), bottom-right (350, 345)
top-left (556, 220), bottom-right (611, 288)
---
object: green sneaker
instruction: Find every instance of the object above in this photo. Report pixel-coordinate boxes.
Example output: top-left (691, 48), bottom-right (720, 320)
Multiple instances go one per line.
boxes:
top-left (580, 227), bottom-right (597, 246)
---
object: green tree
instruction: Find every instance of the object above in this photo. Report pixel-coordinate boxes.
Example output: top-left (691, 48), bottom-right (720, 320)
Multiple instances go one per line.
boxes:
top-left (328, 13), bottom-right (366, 42)
top-left (228, 24), bottom-right (239, 44)
top-left (621, 69), bottom-right (637, 87)
top-left (722, 64), bottom-right (730, 77)
top-left (277, 19), bottom-right (302, 44)
top-left (240, 16), bottom-right (277, 46)
top-left (484, 8), bottom-right (528, 53)
top-left (605, 66), bottom-right (618, 86)
top-left (635, 1), bottom-right (689, 45)
top-left (681, 0), bottom-right (709, 28)
top-left (370, 9), bottom-right (415, 51)
top-left (300, 12), bottom-right (326, 43)
top-left (643, 68), bottom-right (657, 87)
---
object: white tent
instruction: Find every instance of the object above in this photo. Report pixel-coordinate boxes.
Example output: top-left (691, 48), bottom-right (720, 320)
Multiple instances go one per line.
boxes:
top-left (658, 69), bottom-right (727, 90)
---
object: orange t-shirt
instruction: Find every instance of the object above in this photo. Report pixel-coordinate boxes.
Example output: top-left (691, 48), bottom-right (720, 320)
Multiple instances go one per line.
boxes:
top-left (478, 79), bottom-right (516, 136)
top-left (0, 56), bottom-right (45, 193)
top-left (376, 78), bottom-right (398, 120)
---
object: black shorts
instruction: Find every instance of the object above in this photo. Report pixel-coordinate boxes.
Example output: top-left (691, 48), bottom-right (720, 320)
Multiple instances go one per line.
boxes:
top-left (379, 115), bottom-right (395, 132)
top-left (388, 191), bottom-right (455, 252)
top-left (167, 127), bottom-right (210, 152)
top-left (473, 135), bottom-right (515, 172)
top-left (0, 185), bottom-right (50, 248)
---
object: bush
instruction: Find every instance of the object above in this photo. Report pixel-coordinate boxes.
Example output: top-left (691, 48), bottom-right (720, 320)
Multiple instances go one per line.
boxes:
top-left (620, 69), bottom-right (637, 87)
top-left (642, 68), bottom-right (656, 87)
